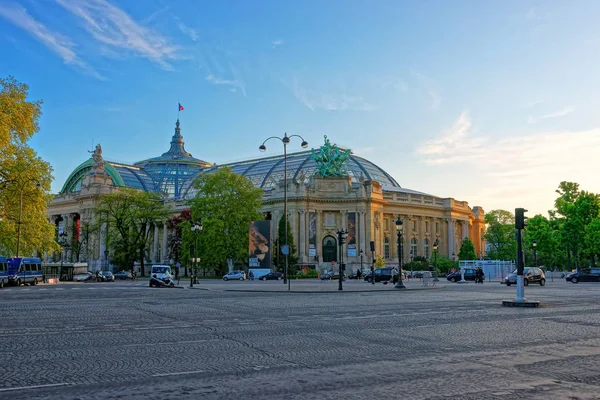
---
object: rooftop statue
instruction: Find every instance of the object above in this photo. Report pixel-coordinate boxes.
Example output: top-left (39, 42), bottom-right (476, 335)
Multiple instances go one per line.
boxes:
top-left (311, 135), bottom-right (352, 177)
top-left (88, 144), bottom-right (105, 172)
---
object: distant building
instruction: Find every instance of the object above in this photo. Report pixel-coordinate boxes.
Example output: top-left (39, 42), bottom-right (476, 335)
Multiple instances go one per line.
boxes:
top-left (47, 120), bottom-right (486, 272)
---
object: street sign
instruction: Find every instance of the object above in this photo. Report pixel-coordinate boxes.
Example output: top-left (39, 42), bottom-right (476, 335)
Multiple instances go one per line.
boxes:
top-left (282, 244), bottom-right (290, 255)
top-left (331, 261), bottom-right (335, 266)
top-left (175, 262), bottom-right (181, 268)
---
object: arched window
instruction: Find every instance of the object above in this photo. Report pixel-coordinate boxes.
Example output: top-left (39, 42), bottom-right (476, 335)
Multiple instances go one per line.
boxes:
top-left (411, 238), bottom-right (418, 257)
top-left (384, 237), bottom-right (390, 259)
top-left (424, 239), bottom-right (430, 260)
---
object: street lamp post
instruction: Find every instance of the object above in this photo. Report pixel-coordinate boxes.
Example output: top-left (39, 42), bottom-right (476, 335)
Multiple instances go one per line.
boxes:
top-left (104, 250), bottom-right (109, 271)
top-left (410, 251), bottom-right (414, 275)
top-left (260, 133), bottom-right (308, 291)
top-left (190, 221), bottom-right (202, 287)
top-left (532, 239), bottom-right (537, 267)
top-left (15, 182), bottom-right (41, 258)
top-left (336, 229), bottom-right (347, 291)
top-left (432, 240), bottom-right (438, 272)
top-left (395, 217), bottom-right (406, 289)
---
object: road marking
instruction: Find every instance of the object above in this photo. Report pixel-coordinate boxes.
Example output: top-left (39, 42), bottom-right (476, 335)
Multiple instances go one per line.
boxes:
top-left (152, 370), bottom-right (204, 377)
top-left (124, 339), bottom-right (213, 347)
top-left (0, 383), bottom-right (71, 392)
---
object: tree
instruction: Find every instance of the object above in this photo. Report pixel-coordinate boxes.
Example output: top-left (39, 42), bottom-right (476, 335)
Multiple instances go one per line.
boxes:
top-left (484, 209), bottom-right (517, 261)
top-left (273, 214), bottom-right (298, 275)
top-left (167, 209), bottom-right (191, 275)
top-left (375, 255), bottom-right (386, 268)
top-left (0, 76), bottom-right (42, 154)
top-left (188, 167), bottom-right (264, 271)
top-left (458, 237), bottom-right (476, 261)
top-left (93, 189), bottom-right (170, 274)
top-left (0, 76), bottom-right (56, 257)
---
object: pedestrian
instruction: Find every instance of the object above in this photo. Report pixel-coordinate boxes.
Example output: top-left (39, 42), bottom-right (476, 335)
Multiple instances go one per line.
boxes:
top-left (132, 270), bottom-right (137, 281)
top-left (476, 267), bottom-right (483, 284)
top-left (356, 268), bottom-right (362, 281)
top-left (249, 270), bottom-right (254, 281)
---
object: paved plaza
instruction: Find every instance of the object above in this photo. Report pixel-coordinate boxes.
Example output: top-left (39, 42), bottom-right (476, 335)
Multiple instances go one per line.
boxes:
top-left (1, 279), bottom-right (600, 399)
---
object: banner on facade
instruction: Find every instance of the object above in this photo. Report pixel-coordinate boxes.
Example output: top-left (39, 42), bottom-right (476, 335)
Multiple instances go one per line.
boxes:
top-left (249, 220), bottom-right (271, 268)
top-left (308, 212), bottom-right (317, 257)
top-left (347, 212), bottom-right (357, 257)
top-left (309, 244), bottom-right (316, 257)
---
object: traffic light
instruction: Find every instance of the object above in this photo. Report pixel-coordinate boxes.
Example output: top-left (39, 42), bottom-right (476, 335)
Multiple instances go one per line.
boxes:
top-left (337, 230), bottom-right (347, 244)
top-left (515, 208), bottom-right (528, 230)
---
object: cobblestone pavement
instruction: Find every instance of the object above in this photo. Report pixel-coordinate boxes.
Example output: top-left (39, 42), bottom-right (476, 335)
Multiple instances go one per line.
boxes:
top-left (1, 280), bottom-right (600, 399)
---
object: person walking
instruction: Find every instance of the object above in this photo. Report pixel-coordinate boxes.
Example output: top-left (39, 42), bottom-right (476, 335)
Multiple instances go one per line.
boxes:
top-left (356, 268), bottom-right (362, 281)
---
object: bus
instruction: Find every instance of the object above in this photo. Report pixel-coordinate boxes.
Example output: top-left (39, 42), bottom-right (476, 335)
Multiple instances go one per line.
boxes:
top-left (8, 257), bottom-right (43, 286)
top-left (0, 256), bottom-right (7, 288)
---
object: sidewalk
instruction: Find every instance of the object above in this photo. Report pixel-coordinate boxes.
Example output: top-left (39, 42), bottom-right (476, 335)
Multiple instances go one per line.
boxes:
top-left (186, 279), bottom-right (444, 293)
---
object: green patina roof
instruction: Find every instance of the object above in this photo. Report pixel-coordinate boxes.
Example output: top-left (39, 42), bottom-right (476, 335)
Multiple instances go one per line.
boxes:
top-left (60, 159), bottom-right (126, 194)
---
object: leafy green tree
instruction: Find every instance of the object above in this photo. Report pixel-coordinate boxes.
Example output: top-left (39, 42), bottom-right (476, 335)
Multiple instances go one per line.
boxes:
top-left (458, 237), bottom-right (476, 260)
top-left (93, 189), bottom-right (170, 274)
top-left (484, 209), bottom-right (517, 261)
top-left (375, 255), bottom-right (386, 268)
top-left (188, 167), bottom-right (264, 271)
top-left (167, 209), bottom-right (191, 275)
top-left (0, 76), bottom-right (57, 257)
top-left (523, 215), bottom-right (563, 269)
top-left (586, 219), bottom-right (600, 266)
top-left (273, 214), bottom-right (298, 275)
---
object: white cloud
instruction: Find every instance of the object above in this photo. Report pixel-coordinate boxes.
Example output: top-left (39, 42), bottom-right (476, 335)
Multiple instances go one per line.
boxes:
top-left (0, 3), bottom-right (103, 79)
top-left (527, 106), bottom-right (575, 124)
top-left (206, 74), bottom-right (246, 96)
top-left (272, 39), bottom-right (284, 47)
top-left (415, 110), bottom-right (600, 214)
top-left (282, 77), bottom-right (375, 112)
top-left (176, 21), bottom-right (198, 41)
top-left (56, 0), bottom-right (178, 70)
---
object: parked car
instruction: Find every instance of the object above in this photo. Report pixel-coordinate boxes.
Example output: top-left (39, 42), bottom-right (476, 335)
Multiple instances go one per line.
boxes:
top-left (114, 270), bottom-right (133, 280)
top-left (259, 272), bottom-right (283, 281)
top-left (446, 268), bottom-right (483, 283)
top-left (74, 272), bottom-right (96, 282)
top-left (364, 267), bottom-right (399, 283)
top-left (505, 267), bottom-right (545, 286)
top-left (223, 271), bottom-right (245, 281)
top-left (101, 271), bottom-right (115, 282)
top-left (566, 268), bottom-right (600, 283)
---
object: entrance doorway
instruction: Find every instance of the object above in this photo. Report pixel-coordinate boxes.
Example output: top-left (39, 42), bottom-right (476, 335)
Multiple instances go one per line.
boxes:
top-left (322, 235), bottom-right (337, 263)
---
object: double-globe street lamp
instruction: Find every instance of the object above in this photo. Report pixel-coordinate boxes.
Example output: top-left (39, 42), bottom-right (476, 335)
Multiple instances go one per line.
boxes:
top-left (259, 133), bottom-right (308, 291)
top-left (395, 217), bottom-right (406, 289)
top-left (532, 239), bottom-right (537, 267)
top-left (190, 221), bottom-right (202, 287)
top-left (432, 240), bottom-right (439, 272)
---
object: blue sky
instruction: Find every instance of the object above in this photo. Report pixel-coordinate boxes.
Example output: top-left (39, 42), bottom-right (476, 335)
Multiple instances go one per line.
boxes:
top-left (1, 0), bottom-right (599, 216)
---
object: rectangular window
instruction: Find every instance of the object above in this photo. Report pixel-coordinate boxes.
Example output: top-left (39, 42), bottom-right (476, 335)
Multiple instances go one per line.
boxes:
top-left (324, 213), bottom-right (336, 227)
top-left (425, 221), bottom-right (429, 232)
top-left (413, 221), bottom-right (417, 231)
top-left (435, 222), bottom-right (439, 233)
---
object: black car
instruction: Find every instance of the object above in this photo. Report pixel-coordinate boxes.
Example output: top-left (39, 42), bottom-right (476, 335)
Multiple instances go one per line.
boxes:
top-left (505, 267), bottom-right (545, 286)
top-left (364, 267), bottom-right (399, 283)
top-left (114, 270), bottom-right (133, 280)
top-left (566, 268), bottom-right (600, 283)
top-left (446, 268), bottom-right (483, 283)
top-left (260, 272), bottom-right (283, 281)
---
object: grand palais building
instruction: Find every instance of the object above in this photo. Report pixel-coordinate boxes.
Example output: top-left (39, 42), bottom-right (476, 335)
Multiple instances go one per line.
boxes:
top-left (47, 120), bottom-right (486, 273)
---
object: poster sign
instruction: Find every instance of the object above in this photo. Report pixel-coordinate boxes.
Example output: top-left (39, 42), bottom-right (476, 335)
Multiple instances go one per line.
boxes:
top-left (309, 244), bottom-right (316, 257)
top-left (249, 220), bottom-right (272, 269)
top-left (347, 212), bottom-right (357, 257)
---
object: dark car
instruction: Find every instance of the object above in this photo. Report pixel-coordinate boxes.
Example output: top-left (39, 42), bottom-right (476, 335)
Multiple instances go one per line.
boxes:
top-left (505, 267), bottom-right (545, 286)
top-left (101, 271), bottom-right (115, 282)
top-left (114, 270), bottom-right (133, 280)
top-left (446, 268), bottom-right (483, 283)
top-left (566, 268), bottom-right (600, 283)
top-left (364, 267), bottom-right (399, 283)
top-left (260, 272), bottom-right (283, 281)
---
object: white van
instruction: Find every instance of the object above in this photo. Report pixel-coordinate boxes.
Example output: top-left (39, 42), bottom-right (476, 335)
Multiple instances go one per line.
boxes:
top-left (151, 265), bottom-right (172, 280)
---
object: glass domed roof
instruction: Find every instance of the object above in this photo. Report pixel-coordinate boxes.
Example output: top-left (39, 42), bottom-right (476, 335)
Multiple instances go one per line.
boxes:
top-left (134, 120), bottom-right (212, 198)
top-left (181, 149), bottom-right (400, 199)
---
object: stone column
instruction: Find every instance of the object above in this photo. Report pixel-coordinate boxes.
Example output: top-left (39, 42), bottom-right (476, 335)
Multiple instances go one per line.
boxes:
top-left (153, 224), bottom-right (159, 263)
top-left (462, 221), bottom-right (469, 239)
top-left (359, 210), bottom-right (366, 256)
top-left (299, 210), bottom-right (306, 262)
top-left (316, 211), bottom-right (322, 262)
top-left (161, 222), bottom-right (168, 263)
top-left (447, 218), bottom-right (455, 257)
top-left (418, 216), bottom-right (425, 258)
